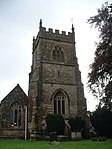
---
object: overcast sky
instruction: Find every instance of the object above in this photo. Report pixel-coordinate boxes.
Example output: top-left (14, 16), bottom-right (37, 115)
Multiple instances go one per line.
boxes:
top-left (0, 0), bottom-right (110, 111)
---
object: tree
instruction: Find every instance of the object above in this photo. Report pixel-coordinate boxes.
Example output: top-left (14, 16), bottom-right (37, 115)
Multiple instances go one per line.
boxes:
top-left (87, 2), bottom-right (112, 109)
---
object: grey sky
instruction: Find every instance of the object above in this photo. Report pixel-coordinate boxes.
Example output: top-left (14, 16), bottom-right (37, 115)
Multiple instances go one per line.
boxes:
top-left (0, 0), bottom-right (109, 111)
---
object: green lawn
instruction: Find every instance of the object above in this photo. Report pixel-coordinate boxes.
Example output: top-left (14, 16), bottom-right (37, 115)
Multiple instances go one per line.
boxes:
top-left (0, 139), bottom-right (112, 149)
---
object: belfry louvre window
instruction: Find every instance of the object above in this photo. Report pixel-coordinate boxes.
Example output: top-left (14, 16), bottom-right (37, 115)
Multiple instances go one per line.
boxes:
top-left (53, 91), bottom-right (65, 115)
top-left (10, 102), bottom-right (22, 127)
top-left (52, 46), bottom-right (64, 62)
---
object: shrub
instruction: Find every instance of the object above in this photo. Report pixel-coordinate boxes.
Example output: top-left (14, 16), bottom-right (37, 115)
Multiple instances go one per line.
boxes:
top-left (46, 114), bottom-right (65, 135)
top-left (90, 107), bottom-right (112, 137)
top-left (68, 116), bottom-right (85, 132)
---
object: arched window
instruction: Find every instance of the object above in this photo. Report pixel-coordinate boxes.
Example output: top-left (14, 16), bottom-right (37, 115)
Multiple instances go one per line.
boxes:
top-left (52, 46), bottom-right (64, 62)
top-left (10, 102), bottom-right (22, 127)
top-left (2, 113), bottom-right (6, 128)
top-left (53, 91), bottom-right (67, 115)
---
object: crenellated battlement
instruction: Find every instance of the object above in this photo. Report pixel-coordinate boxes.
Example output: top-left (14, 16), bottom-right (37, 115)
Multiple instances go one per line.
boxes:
top-left (32, 19), bottom-right (75, 50)
top-left (39, 26), bottom-right (73, 36)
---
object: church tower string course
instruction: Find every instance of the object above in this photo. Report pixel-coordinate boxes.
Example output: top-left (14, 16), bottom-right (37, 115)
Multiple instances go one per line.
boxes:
top-left (28, 19), bottom-right (87, 136)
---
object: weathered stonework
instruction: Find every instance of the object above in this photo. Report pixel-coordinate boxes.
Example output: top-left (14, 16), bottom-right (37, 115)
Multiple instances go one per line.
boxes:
top-left (0, 20), bottom-right (89, 139)
top-left (0, 84), bottom-right (28, 139)
top-left (28, 20), bottom-right (87, 136)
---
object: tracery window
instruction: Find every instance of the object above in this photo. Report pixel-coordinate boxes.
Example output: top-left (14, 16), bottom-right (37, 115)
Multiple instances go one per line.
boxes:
top-left (10, 102), bottom-right (22, 127)
top-left (2, 114), bottom-right (6, 128)
top-left (53, 91), bottom-right (66, 115)
top-left (52, 46), bottom-right (64, 62)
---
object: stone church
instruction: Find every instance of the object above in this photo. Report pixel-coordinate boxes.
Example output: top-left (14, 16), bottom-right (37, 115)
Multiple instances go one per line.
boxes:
top-left (0, 20), bottom-right (88, 139)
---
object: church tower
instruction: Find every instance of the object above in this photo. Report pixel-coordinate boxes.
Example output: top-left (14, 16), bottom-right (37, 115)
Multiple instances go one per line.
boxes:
top-left (28, 20), bottom-right (87, 136)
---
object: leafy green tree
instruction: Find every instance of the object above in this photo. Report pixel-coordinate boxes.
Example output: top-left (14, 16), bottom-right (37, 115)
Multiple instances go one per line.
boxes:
top-left (87, 2), bottom-right (112, 109)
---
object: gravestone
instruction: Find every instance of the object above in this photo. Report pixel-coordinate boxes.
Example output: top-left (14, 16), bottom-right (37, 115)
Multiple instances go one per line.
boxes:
top-left (49, 132), bottom-right (57, 142)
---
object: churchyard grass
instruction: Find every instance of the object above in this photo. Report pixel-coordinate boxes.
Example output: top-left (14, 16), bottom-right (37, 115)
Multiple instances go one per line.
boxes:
top-left (0, 139), bottom-right (112, 149)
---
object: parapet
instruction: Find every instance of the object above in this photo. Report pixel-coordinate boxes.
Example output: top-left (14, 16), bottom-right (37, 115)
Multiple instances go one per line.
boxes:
top-left (39, 26), bottom-right (73, 36)
top-left (38, 26), bottom-right (74, 43)
top-left (33, 20), bottom-right (75, 49)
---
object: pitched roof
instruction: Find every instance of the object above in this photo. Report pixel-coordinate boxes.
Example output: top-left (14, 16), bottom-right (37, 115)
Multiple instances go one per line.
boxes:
top-left (1, 84), bottom-right (28, 105)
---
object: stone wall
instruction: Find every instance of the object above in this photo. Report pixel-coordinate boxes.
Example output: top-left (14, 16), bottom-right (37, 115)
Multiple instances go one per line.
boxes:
top-left (0, 129), bottom-right (25, 139)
